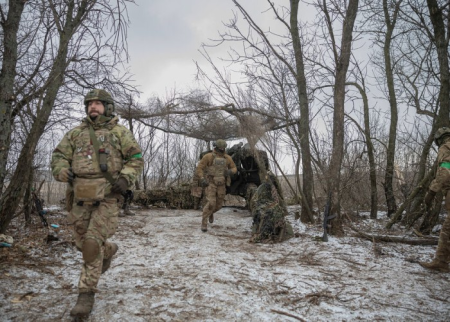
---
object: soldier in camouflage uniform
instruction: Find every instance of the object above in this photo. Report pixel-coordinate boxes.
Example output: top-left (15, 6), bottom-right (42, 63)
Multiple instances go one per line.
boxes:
top-left (51, 89), bottom-right (144, 317)
top-left (195, 140), bottom-right (237, 232)
top-left (419, 127), bottom-right (450, 273)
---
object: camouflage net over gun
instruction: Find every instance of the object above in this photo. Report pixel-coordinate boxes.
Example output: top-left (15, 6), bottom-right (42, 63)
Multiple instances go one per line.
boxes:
top-left (134, 184), bottom-right (196, 209)
top-left (249, 181), bottom-right (293, 243)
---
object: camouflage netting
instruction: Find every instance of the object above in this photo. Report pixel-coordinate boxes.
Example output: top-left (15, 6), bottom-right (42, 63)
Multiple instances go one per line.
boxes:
top-left (134, 184), bottom-right (196, 209)
top-left (249, 181), bottom-right (293, 243)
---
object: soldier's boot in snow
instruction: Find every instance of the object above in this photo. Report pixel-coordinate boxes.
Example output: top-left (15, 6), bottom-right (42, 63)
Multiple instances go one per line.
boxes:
top-left (419, 258), bottom-right (449, 272)
top-left (70, 292), bottom-right (95, 317)
top-left (102, 242), bottom-right (118, 274)
top-left (209, 213), bottom-right (214, 223)
top-left (201, 217), bottom-right (208, 232)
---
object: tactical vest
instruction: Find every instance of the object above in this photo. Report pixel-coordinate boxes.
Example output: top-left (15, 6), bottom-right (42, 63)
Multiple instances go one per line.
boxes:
top-left (206, 153), bottom-right (229, 186)
top-left (72, 126), bottom-right (123, 178)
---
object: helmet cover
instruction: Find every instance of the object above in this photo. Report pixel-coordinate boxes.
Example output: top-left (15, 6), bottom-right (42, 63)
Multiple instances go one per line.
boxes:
top-left (434, 127), bottom-right (450, 146)
top-left (84, 89), bottom-right (115, 117)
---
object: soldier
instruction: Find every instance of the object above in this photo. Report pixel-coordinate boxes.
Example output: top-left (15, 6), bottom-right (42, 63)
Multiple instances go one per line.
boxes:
top-left (195, 139), bottom-right (237, 232)
top-left (419, 127), bottom-right (450, 272)
top-left (51, 89), bottom-right (144, 317)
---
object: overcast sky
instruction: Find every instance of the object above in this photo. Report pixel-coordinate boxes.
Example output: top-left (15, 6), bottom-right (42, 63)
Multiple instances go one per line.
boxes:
top-left (125, 0), bottom-right (291, 101)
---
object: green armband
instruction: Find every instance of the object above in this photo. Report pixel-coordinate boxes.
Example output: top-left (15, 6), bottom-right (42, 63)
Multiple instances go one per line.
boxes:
top-left (130, 153), bottom-right (142, 159)
top-left (440, 162), bottom-right (450, 169)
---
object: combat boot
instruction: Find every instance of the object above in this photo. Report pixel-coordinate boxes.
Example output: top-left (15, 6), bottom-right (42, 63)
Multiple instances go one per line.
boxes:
top-left (209, 213), bottom-right (214, 223)
top-left (70, 292), bottom-right (95, 317)
top-left (201, 217), bottom-right (208, 232)
top-left (419, 258), bottom-right (449, 272)
top-left (102, 243), bottom-right (118, 274)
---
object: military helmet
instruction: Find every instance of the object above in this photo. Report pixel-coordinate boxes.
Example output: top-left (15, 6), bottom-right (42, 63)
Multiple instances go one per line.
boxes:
top-left (434, 127), bottom-right (450, 146)
top-left (214, 139), bottom-right (227, 151)
top-left (84, 89), bottom-right (115, 117)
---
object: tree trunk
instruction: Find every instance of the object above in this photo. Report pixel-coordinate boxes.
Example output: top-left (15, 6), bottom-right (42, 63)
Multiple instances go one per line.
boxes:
top-left (403, 0), bottom-right (450, 227)
top-left (0, 1), bottom-right (26, 193)
top-left (328, 0), bottom-right (359, 236)
top-left (347, 82), bottom-right (378, 219)
top-left (0, 2), bottom-right (87, 233)
top-left (289, 0), bottom-right (314, 223)
top-left (382, 0), bottom-right (401, 218)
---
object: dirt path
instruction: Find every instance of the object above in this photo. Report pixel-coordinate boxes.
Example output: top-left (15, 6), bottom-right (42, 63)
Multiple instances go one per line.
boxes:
top-left (1, 206), bottom-right (449, 321)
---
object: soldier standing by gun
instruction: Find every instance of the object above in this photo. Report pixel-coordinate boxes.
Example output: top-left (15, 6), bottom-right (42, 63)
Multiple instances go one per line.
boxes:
top-left (419, 127), bottom-right (450, 272)
top-left (51, 89), bottom-right (143, 317)
top-left (195, 139), bottom-right (237, 232)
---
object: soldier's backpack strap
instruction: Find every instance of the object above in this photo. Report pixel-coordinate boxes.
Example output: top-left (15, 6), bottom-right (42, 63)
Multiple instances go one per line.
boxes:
top-left (88, 124), bottom-right (116, 185)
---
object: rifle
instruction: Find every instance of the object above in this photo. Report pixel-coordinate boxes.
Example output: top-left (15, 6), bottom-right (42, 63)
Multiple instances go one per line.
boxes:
top-left (322, 191), bottom-right (336, 242)
top-left (32, 191), bottom-right (48, 228)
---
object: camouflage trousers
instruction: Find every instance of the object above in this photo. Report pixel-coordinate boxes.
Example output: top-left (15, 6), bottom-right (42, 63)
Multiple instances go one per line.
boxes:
top-left (68, 198), bottom-right (119, 293)
top-left (201, 182), bottom-right (226, 224)
top-left (435, 192), bottom-right (450, 262)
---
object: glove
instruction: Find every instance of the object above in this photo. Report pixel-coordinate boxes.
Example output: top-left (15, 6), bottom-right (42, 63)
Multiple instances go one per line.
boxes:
top-left (58, 168), bottom-right (74, 183)
top-left (112, 177), bottom-right (128, 194)
top-left (200, 177), bottom-right (208, 188)
top-left (424, 190), bottom-right (436, 208)
top-left (223, 169), bottom-right (233, 177)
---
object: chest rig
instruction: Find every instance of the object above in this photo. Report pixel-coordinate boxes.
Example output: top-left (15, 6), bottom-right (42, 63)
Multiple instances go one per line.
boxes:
top-left (72, 125), bottom-right (123, 178)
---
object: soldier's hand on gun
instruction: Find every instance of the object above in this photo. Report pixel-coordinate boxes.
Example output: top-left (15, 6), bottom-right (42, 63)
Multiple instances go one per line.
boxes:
top-left (112, 177), bottom-right (128, 194)
top-left (223, 169), bottom-right (233, 177)
top-left (58, 167), bottom-right (74, 183)
top-left (200, 177), bottom-right (208, 187)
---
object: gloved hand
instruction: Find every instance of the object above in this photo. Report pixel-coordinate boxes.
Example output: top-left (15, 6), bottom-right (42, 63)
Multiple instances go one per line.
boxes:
top-left (223, 169), bottom-right (233, 177)
top-left (200, 177), bottom-right (208, 188)
top-left (424, 190), bottom-right (436, 208)
top-left (112, 177), bottom-right (128, 194)
top-left (58, 168), bottom-right (74, 183)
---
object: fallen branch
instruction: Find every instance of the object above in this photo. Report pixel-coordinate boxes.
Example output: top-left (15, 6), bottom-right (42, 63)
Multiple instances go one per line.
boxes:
top-left (347, 222), bottom-right (438, 245)
top-left (270, 309), bottom-right (307, 321)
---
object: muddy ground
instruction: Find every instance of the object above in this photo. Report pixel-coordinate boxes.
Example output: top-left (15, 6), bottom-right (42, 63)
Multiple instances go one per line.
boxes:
top-left (0, 205), bottom-right (449, 321)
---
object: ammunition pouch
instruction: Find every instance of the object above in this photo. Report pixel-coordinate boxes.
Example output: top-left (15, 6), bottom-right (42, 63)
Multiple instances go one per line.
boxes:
top-left (191, 186), bottom-right (203, 197)
top-left (213, 176), bottom-right (225, 186)
top-left (73, 177), bottom-right (106, 202)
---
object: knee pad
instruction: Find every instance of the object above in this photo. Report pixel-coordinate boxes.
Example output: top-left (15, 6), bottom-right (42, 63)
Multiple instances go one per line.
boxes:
top-left (82, 238), bottom-right (100, 263)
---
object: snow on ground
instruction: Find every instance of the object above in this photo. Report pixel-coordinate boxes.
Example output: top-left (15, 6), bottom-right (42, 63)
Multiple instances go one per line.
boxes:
top-left (1, 205), bottom-right (449, 321)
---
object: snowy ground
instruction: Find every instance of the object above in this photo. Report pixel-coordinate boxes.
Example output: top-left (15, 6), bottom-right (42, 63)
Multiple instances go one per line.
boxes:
top-left (0, 205), bottom-right (449, 322)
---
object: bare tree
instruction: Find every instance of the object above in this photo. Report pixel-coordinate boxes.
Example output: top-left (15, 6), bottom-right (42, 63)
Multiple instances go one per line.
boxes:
top-left (0, 0), bottom-right (137, 233)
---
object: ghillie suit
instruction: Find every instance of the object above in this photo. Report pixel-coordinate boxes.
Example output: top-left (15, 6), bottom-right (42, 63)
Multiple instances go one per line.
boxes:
top-left (249, 182), bottom-right (293, 243)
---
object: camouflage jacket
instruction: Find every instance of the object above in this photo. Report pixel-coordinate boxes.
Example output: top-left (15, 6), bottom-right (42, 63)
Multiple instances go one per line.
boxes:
top-left (51, 116), bottom-right (143, 192)
top-left (195, 151), bottom-right (237, 179)
top-left (430, 139), bottom-right (450, 193)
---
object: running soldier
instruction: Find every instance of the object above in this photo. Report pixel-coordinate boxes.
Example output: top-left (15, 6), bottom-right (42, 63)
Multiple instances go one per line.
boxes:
top-left (195, 140), bottom-right (237, 232)
top-left (51, 89), bottom-right (143, 317)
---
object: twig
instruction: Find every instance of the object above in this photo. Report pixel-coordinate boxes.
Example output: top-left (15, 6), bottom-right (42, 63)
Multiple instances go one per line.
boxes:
top-left (270, 309), bottom-right (307, 321)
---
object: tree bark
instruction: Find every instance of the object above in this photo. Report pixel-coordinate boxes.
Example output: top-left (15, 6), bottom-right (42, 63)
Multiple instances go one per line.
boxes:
top-left (289, 0), bottom-right (314, 223)
top-left (0, 0), bottom-right (26, 193)
top-left (0, 1), bottom-right (90, 233)
top-left (382, 0), bottom-right (401, 217)
top-left (327, 0), bottom-right (359, 236)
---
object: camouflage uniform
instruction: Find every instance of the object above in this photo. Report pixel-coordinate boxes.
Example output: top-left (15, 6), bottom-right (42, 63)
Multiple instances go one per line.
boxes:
top-left (422, 136), bottom-right (450, 271)
top-left (52, 114), bottom-right (143, 293)
top-left (195, 150), bottom-right (237, 231)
